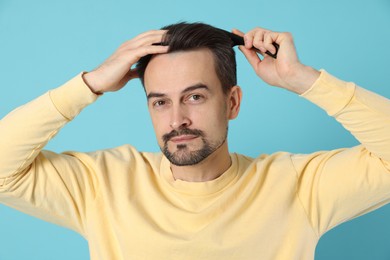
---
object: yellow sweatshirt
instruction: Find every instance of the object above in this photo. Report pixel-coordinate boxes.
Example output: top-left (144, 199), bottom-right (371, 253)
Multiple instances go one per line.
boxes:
top-left (0, 70), bottom-right (389, 260)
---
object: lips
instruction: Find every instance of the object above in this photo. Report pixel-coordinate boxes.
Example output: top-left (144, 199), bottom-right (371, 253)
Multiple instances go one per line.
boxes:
top-left (163, 128), bottom-right (205, 144)
top-left (170, 135), bottom-right (199, 143)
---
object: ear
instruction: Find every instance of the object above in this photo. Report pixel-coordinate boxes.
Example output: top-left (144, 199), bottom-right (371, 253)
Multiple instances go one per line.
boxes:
top-left (227, 85), bottom-right (242, 120)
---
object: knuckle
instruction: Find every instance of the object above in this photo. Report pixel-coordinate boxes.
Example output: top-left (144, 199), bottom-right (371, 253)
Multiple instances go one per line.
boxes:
top-left (119, 40), bottom-right (135, 50)
top-left (283, 32), bottom-right (293, 38)
top-left (148, 29), bottom-right (159, 34)
top-left (119, 42), bottom-right (129, 50)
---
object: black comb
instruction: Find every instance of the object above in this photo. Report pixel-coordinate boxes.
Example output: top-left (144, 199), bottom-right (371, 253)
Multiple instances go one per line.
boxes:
top-left (222, 29), bottom-right (279, 59)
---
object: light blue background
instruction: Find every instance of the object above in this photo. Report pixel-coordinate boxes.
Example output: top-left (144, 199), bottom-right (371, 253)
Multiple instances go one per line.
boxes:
top-left (1, 0), bottom-right (389, 259)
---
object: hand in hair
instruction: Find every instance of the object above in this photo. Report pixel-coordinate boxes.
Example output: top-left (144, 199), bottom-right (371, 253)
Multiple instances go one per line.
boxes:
top-left (83, 30), bottom-right (169, 94)
top-left (232, 28), bottom-right (319, 94)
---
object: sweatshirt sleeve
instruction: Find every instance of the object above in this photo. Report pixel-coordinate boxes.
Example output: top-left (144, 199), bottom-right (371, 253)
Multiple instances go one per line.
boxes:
top-left (0, 73), bottom-right (99, 235)
top-left (291, 70), bottom-right (390, 237)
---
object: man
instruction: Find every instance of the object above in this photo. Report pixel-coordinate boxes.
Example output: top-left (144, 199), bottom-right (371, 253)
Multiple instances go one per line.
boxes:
top-left (0, 22), bottom-right (389, 259)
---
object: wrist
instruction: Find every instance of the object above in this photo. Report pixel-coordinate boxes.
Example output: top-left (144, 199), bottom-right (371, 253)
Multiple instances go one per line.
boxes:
top-left (284, 65), bottom-right (320, 95)
top-left (82, 72), bottom-right (103, 95)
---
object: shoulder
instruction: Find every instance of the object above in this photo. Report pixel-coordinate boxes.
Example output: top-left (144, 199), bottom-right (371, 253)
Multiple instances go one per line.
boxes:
top-left (234, 151), bottom-right (297, 176)
top-left (235, 151), bottom-right (295, 166)
top-left (61, 144), bottom-right (163, 168)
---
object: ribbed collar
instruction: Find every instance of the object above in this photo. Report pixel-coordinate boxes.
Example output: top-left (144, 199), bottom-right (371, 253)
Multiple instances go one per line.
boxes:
top-left (159, 154), bottom-right (239, 196)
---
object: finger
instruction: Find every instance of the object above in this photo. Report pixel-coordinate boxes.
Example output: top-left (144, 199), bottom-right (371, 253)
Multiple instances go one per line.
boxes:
top-left (120, 33), bottom-right (166, 51)
top-left (120, 30), bottom-right (167, 50)
top-left (129, 45), bottom-right (169, 63)
top-left (128, 33), bottom-right (167, 50)
top-left (238, 45), bottom-right (262, 70)
top-left (253, 31), bottom-right (267, 54)
top-left (116, 68), bottom-right (139, 88)
top-left (243, 33), bottom-right (253, 49)
top-left (244, 27), bottom-right (269, 49)
top-left (231, 28), bottom-right (244, 37)
top-left (234, 28), bottom-right (265, 55)
top-left (232, 29), bottom-right (253, 51)
top-left (243, 30), bottom-right (257, 49)
top-left (127, 68), bottom-right (139, 81)
top-left (132, 29), bottom-right (167, 42)
top-left (263, 32), bottom-right (278, 55)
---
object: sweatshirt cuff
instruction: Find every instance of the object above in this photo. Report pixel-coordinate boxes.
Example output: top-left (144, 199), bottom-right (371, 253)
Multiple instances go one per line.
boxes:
top-left (49, 72), bottom-right (99, 120)
top-left (300, 69), bottom-right (356, 116)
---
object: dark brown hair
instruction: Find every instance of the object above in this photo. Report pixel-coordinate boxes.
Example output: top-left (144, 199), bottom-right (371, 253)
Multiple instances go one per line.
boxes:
top-left (136, 22), bottom-right (237, 94)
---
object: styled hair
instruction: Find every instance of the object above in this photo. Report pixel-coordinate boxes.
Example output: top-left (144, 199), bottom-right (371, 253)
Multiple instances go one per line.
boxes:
top-left (136, 22), bottom-right (237, 94)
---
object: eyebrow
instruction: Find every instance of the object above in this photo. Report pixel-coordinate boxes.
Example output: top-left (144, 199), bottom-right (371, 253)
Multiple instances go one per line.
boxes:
top-left (147, 83), bottom-right (210, 101)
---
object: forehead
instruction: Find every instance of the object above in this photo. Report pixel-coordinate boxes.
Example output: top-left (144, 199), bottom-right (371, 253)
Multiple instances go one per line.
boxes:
top-left (144, 48), bottom-right (222, 95)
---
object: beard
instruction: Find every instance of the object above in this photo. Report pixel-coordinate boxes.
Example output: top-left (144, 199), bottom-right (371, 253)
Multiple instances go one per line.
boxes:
top-left (161, 127), bottom-right (227, 166)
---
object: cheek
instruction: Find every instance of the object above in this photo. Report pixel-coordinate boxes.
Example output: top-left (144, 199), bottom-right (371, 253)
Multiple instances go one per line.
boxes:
top-left (209, 100), bottom-right (229, 122)
top-left (150, 113), bottom-right (170, 137)
top-left (194, 105), bottom-right (228, 133)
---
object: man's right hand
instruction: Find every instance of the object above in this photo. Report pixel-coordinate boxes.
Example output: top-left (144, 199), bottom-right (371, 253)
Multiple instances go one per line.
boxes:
top-left (83, 30), bottom-right (169, 94)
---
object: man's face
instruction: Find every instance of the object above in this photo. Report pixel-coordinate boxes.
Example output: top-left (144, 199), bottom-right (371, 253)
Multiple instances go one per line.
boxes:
top-left (144, 49), bottom-right (238, 166)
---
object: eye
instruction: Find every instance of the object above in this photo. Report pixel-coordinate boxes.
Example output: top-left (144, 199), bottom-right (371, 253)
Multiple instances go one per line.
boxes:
top-left (153, 100), bottom-right (166, 107)
top-left (188, 94), bottom-right (203, 102)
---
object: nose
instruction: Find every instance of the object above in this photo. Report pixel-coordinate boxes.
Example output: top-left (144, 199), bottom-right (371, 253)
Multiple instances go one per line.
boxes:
top-left (170, 105), bottom-right (191, 130)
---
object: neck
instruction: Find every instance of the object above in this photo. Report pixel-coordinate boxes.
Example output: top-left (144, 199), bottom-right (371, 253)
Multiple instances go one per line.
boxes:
top-left (170, 142), bottom-right (231, 182)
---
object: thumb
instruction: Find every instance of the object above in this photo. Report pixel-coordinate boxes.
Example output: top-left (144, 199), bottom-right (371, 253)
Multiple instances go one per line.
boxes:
top-left (116, 68), bottom-right (139, 90)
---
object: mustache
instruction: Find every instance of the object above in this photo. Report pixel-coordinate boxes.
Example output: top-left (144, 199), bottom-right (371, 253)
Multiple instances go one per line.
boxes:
top-left (162, 128), bottom-right (205, 143)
